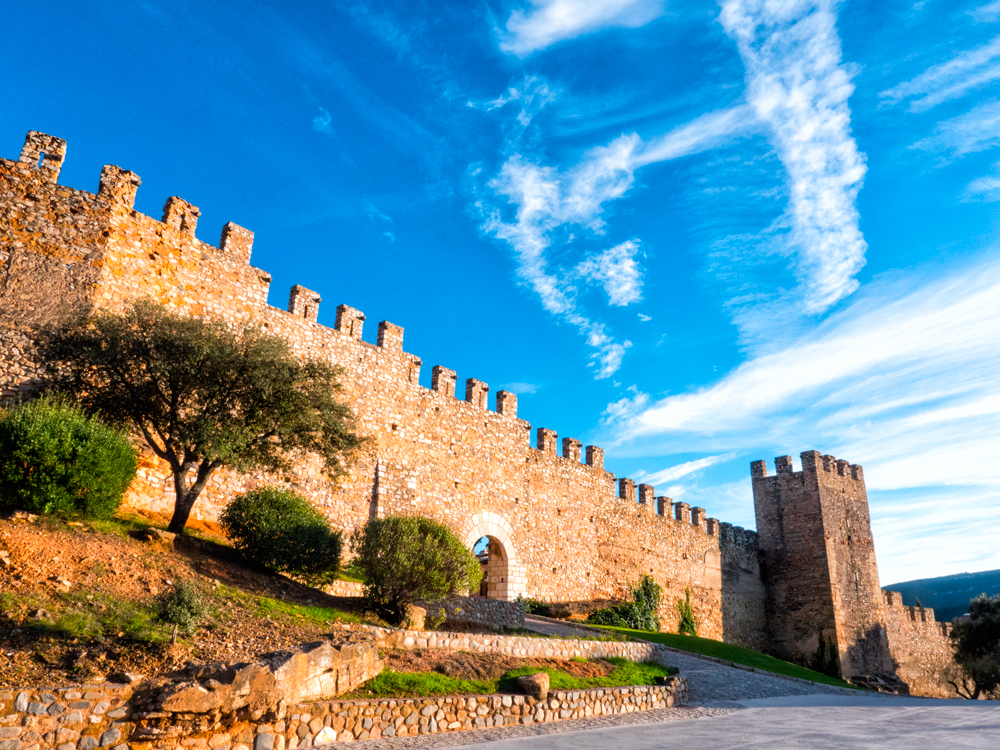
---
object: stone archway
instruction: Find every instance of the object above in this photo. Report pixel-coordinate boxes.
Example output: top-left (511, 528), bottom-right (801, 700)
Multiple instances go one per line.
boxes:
top-left (461, 511), bottom-right (525, 602)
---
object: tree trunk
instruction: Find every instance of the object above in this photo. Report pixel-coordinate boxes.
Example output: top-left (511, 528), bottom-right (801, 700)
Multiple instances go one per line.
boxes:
top-left (167, 462), bottom-right (216, 534)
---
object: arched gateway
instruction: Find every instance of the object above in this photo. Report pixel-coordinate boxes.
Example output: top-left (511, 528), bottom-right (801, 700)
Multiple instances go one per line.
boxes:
top-left (461, 511), bottom-right (526, 601)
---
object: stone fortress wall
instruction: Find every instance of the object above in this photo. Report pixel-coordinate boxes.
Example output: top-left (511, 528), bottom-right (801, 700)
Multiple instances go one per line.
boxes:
top-left (881, 591), bottom-right (956, 698)
top-left (0, 131), bottom-right (766, 649)
top-left (752, 452), bottom-right (892, 677)
top-left (0, 131), bottom-right (962, 694)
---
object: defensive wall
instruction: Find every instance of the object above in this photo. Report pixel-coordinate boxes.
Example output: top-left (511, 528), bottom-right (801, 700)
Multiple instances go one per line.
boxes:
top-left (0, 131), bottom-right (964, 695)
top-left (0, 131), bottom-right (767, 649)
top-left (882, 591), bottom-right (957, 698)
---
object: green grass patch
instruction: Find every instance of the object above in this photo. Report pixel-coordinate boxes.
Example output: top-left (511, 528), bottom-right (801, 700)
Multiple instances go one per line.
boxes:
top-left (214, 584), bottom-right (360, 626)
top-left (349, 657), bottom-right (676, 699)
top-left (592, 626), bottom-right (860, 689)
top-left (85, 513), bottom-right (154, 537)
top-left (337, 562), bottom-right (367, 584)
top-left (3, 589), bottom-right (168, 645)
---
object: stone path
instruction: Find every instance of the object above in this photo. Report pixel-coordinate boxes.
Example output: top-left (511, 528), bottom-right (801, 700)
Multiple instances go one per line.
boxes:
top-left (522, 615), bottom-right (844, 704)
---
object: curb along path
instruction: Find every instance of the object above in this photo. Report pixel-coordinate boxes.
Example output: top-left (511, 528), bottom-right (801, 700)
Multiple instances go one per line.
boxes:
top-left (313, 705), bottom-right (737, 750)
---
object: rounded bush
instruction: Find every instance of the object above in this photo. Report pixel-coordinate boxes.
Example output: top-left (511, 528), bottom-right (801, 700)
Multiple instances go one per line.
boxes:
top-left (220, 486), bottom-right (342, 586)
top-left (0, 396), bottom-right (138, 518)
top-left (351, 515), bottom-right (483, 626)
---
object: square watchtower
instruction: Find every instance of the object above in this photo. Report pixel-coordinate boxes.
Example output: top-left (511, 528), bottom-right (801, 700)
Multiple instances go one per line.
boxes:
top-left (751, 450), bottom-right (892, 679)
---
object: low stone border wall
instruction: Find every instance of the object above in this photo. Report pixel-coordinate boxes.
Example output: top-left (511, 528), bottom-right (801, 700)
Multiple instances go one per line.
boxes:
top-left (0, 685), bottom-right (134, 750)
top-left (342, 623), bottom-right (668, 663)
top-left (324, 580), bottom-right (364, 598)
top-left (228, 679), bottom-right (687, 747)
top-left (418, 596), bottom-right (526, 631)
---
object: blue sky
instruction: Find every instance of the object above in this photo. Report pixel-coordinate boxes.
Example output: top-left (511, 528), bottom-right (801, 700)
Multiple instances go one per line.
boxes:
top-left (4, 0), bottom-right (1000, 585)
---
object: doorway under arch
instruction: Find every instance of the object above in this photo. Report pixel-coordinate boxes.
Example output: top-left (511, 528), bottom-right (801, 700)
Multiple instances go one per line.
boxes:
top-left (461, 511), bottom-right (525, 601)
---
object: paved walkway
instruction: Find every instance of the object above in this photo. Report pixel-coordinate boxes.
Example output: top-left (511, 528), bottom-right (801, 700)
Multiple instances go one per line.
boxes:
top-left (522, 615), bottom-right (844, 704)
top-left (450, 694), bottom-right (1000, 749)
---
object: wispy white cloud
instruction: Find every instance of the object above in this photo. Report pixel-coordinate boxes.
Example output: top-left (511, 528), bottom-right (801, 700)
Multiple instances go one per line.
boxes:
top-left (719, 0), bottom-right (869, 314)
top-left (965, 170), bottom-right (1000, 200)
top-left (576, 240), bottom-right (644, 306)
top-left (604, 254), bottom-right (1000, 489)
top-left (312, 107), bottom-right (334, 135)
top-left (912, 99), bottom-right (1000, 156)
top-left (500, 0), bottom-right (665, 57)
top-left (634, 452), bottom-right (739, 486)
top-left (881, 35), bottom-right (1000, 112)
top-left (638, 313), bottom-right (651, 322)
top-left (970, 1), bottom-right (1000, 23)
top-left (481, 105), bottom-right (751, 376)
top-left (498, 381), bottom-right (541, 394)
top-left (603, 254), bottom-right (1000, 581)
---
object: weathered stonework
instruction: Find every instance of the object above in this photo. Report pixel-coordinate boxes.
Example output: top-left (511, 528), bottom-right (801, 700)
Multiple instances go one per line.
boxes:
top-left (345, 624), bottom-right (672, 663)
top-left (0, 131), bottom-right (764, 647)
top-left (882, 591), bottom-right (957, 698)
top-left (415, 595), bottom-right (526, 631)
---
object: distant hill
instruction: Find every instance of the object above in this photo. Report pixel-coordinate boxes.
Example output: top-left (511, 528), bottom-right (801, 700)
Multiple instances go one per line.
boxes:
top-left (884, 569), bottom-right (1000, 623)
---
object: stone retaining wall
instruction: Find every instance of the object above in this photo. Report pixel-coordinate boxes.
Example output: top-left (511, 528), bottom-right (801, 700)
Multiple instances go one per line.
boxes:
top-left (323, 580), bottom-right (364, 598)
top-left (418, 596), bottom-right (526, 631)
top-left (263, 681), bottom-right (688, 746)
top-left (0, 685), bottom-right (134, 750)
top-left (344, 623), bottom-right (668, 663)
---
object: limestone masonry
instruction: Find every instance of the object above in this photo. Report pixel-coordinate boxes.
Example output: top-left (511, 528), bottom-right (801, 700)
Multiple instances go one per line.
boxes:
top-left (0, 131), bottom-right (958, 696)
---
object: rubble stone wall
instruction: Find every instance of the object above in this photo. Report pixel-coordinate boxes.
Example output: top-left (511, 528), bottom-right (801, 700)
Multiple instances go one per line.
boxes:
top-left (417, 596), bottom-right (526, 631)
top-left (348, 624), bottom-right (672, 663)
top-left (0, 132), bottom-right (766, 648)
top-left (882, 591), bottom-right (958, 699)
top-left (0, 685), bottom-right (133, 750)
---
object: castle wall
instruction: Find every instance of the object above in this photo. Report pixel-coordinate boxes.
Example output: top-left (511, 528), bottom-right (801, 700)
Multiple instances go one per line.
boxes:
top-left (882, 591), bottom-right (958, 698)
top-left (752, 452), bottom-right (892, 677)
top-left (0, 132), bottom-right (768, 649)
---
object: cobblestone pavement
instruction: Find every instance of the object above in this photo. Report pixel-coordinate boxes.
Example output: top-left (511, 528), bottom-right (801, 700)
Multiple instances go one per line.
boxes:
top-left (667, 650), bottom-right (843, 704)
top-left (522, 615), bottom-right (844, 704)
top-left (314, 705), bottom-right (736, 750)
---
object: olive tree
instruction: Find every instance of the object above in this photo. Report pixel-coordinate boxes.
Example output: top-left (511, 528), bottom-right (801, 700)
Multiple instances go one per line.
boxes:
top-left (351, 515), bottom-right (482, 626)
top-left (38, 300), bottom-right (366, 534)
top-left (949, 594), bottom-right (1000, 699)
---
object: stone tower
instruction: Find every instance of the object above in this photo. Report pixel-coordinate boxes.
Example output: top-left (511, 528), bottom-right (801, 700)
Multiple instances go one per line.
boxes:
top-left (751, 450), bottom-right (892, 678)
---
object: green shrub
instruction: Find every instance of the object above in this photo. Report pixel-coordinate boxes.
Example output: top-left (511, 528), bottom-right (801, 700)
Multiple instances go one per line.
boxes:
top-left (676, 586), bottom-right (697, 636)
top-left (949, 594), bottom-right (1000, 699)
top-left (0, 396), bottom-right (138, 518)
top-left (219, 487), bottom-right (342, 586)
top-left (516, 595), bottom-right (553, 617)
top-left (351, 515), bottom-right (483, 626)
top-left (154, 581), bottom-right (209, 637)
top-left (587, 575), bottom-right (663, 632)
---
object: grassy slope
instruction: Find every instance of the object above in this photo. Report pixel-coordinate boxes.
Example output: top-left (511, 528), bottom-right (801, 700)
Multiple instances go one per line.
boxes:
top-left (593, 626), bottom-right (859, 689)
top-left (349, 658), bottom-right (675, 699)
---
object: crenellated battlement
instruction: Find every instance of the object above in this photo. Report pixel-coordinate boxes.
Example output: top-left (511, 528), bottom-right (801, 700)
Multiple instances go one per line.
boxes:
top-left (751, 450), bottom-right (863, 483)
